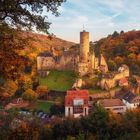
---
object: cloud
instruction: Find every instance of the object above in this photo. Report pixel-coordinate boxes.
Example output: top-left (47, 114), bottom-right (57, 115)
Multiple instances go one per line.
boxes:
top-left (46, 0), bottom-right (140, 42)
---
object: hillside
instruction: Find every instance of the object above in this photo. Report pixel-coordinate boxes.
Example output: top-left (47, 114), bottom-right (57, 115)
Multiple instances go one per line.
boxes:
top-left (19, 32), bottom-right (76, 60)
top-left (92, 30), bottom-right (140, 75)
top-left (0, 28), bottom-right (76, 79)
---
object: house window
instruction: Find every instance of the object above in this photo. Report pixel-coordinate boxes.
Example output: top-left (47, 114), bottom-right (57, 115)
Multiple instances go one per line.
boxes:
top-left (68, 107), bottom-right (71, 116)
top-left (84, 100), bottom-right (87, 104)
top-left (85, 108), bottom-right (87, 115)
top-left (113, 108), bottom-right (123, 110)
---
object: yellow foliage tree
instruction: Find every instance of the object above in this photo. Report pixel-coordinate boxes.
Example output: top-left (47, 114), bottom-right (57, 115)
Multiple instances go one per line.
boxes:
top-left (36, 86), bottom-right (48, 99)
top-left (114, 56), bottom-right (124, 65)
top-left (4, 80), bottom-right (18, 96)
top-left (128, 53), bottom-right (136, 60)
top-left (22, 89), bottom-right (37, 102)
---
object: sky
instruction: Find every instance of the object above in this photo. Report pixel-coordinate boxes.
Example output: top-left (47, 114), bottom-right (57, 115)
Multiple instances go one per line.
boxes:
top-left (46, 0), bottom-right (140, 43)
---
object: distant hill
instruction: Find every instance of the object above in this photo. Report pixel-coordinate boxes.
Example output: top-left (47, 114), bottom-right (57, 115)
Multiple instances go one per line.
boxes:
top-left (92, 30), bottom-right (140, 75)
top-left (20, 32), bottom-right (76, 60)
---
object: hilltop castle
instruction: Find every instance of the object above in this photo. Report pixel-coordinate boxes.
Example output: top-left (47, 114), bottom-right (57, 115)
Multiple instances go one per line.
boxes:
top-left (37, 30), bottom-right (108, 76)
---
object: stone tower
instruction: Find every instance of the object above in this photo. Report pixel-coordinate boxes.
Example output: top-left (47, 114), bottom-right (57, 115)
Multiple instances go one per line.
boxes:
top-left (78, 30), bottom-right (90, 76)
top-left (80, 30), bottom-right (89, 63)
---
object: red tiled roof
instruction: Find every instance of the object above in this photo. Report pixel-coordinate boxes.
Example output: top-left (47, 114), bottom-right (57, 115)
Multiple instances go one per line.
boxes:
top-left (99, 99), bottom-right (125, 107)
top-left (11, 98), bottom-right (23, 104)
top-left (67, 90), bottom-right (89, 96)
top-left (65, 90), bottom-right (89, 106)
top-left (119, 78), bottom-right (128, 86)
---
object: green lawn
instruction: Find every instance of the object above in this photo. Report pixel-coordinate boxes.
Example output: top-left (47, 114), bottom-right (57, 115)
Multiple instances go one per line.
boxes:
top-left (36, 101), bottom-right (53, 113)
top-left (27, 101), bottom-right (53, 113)
top-left (39, 70), bottom-right (76, 91)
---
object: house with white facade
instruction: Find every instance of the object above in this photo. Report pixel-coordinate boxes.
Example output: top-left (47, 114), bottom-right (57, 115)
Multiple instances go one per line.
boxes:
top-left (98, 99), bottom-right (126, 114)
top-left (65, 90), bottom-right (89, 118)
top-left (115, 91), bottom-right (140, 109)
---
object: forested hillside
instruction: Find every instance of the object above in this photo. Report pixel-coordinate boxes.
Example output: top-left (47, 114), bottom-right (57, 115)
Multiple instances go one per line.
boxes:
top-left (20, 32), bottom-right (76, 61)
top-left (93, 30), bottom-right (140, 75)
top-left (0, 24), bottom-right (75, 80)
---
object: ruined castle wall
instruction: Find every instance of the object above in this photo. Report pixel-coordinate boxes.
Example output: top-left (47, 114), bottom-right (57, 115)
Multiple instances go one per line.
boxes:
top-left (80, 31), bottom-right (89, 63)
top-left (78, 62), bottom-right (89, 76)
top-left (37, 56), bottom-right (44, 70)
top-left (37, 30), bottom-right (110, 76)
top-left (38, 53), bottom-right (79, 71)
top-left (114, 70), bottom-right (129, 81)
top-left (100, 54), bottom-right (108, 72)
top-left (57, 54), bottom-right (78, 71)
top-left (42, 57), bottom-right (56, 70)
top-left (100, 78), bottom-right (117, 90)
top-left (90, 53), bottom-right (99, 70)
top-left (100, 69), bottom-right (130, 90)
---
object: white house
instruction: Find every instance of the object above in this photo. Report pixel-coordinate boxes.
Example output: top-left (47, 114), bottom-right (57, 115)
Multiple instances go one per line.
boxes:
top-left (65, 90), bottom-right (89, 118)
top-left (115, 91), bottom-right (140, 109)
top-left (98, 99), bottom-right (126, 114)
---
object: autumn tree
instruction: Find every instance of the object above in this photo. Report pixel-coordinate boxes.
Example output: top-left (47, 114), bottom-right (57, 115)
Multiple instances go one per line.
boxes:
top-left (87, 106), bottom-right (109, 139)
top-left (50, 103), bottom-right (64, 116)
top-left (120, 30), bottom-right (124, 34)
top-left (114, 56), bottom-right (124, 66)
top-left (3, 80), bottom-right (18, 96)
top-left (112, 31), bottom-right (119, 38)
top-left (22, 88), bottom-right (37, 102)
top-left (96, 30), bottom-right (140, 75)
top-left (17, 74), bottom-right (33, 90)
top-left (128, 53), bottom-right (137, 60)
top-left (0, 23), bottom-right (28, 79)
top-left (0, 0), bottom-right (66, 80)
top-left (0, 0), bottom-right (66, 33)
top-left (108, 59), bottom-right (117, 71)
top-left (36, 85), bottom-right (48, 99)
top-left (128, 76), bottom-right (138, 91)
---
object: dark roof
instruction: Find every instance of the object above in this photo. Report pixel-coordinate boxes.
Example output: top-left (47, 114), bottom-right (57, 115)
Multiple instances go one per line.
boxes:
top-left (123, 92), bottom-right (137, 103)
top-left (115, 91), bottom-right (137, 103)
top-left (38, 51), bottom-right (53, 57)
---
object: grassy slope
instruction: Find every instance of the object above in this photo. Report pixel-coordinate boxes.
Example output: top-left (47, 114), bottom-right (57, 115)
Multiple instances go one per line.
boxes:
top-left (39, 70), bottom-right (76, 91)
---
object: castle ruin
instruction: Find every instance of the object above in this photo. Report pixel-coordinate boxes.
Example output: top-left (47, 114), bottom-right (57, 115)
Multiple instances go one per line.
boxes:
top-left (37, 30), bottom-right (108, 76)
top-left (37, 30), bottom-right (130, 90)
